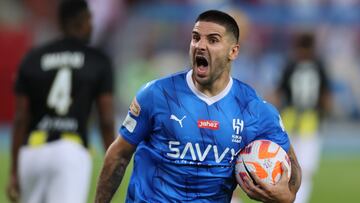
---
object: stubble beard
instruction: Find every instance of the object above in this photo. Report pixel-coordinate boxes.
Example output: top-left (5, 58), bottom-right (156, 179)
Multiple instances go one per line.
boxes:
top-left (193, 59), bottom-right (229, 89)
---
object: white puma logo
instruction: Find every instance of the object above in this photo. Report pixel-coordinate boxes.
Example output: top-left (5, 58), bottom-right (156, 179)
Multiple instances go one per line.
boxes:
top-left (170, 114), bottom-right (186, 128)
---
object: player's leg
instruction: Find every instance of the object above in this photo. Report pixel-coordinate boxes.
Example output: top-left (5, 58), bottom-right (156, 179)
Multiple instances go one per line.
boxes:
top-left (46, 140), bottom-right (92, 203)
top-left (19, 146), bottom-right (50, 203)
top-left (292, 134), bottom-right (321, 203)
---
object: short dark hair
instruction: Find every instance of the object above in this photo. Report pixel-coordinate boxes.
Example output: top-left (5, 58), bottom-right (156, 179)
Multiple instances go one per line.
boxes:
top-left (195, 10), bottom-right (239, 43)
top-left (59, 0), bottom-right (88, 29)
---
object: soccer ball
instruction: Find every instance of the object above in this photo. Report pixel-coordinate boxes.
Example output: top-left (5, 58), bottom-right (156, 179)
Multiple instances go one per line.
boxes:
top-left (235, 139), bottom-right (291, 185)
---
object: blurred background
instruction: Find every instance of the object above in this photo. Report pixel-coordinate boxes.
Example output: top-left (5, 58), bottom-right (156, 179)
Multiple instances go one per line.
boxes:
top-left (1, 0), bottom-right (360, 202)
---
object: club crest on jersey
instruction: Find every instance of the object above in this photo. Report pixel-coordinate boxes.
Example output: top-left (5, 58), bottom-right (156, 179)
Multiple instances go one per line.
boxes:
top-left (233, 119), bottom-right (244, 134)
top-left (232, 119), bottom-right (244, 143)
top-left (129, 98), bottom-right (141, 117)
top-left (197, 120), bottom-right (219, 130)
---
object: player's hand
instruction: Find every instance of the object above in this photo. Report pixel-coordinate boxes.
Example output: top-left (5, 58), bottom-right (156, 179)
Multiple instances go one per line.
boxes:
top-left (238, 162), bottom-right (295, 203)
top-left (7, 174), bottom-right (20, 203)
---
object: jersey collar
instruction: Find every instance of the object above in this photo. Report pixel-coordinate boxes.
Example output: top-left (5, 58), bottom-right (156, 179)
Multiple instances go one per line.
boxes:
top-left (186, 70), bottom-right (233, 105)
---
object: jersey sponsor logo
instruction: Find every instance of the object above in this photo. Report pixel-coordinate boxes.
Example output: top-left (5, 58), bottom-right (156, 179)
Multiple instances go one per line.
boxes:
top-left (129, 98), bottom-right (141, 117)
top-left (170, 114), bottom-right (186, 128)
top-left (197, 120), bottom-right (219, 130)
top-left (122, 114), bottom-right (137, 133)
top-left (41, 51), bottom-right (84, 70)
top-left (167, 141), bottom-right (236, 163)
top-left (37, 116), bottom-right (78, 131)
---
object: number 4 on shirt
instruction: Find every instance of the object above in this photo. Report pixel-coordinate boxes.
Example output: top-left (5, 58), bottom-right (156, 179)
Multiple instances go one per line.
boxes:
top-left (47, 68), bottom-right (72, 115)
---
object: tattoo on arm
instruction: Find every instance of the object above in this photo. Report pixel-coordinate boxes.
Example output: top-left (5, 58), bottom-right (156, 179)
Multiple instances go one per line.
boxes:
top-left (288, 146), bottom-right (302, 193)
top-left (95, 156), bottom-right (130, 203)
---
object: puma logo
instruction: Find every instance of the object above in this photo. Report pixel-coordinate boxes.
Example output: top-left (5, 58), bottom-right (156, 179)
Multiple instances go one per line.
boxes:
top-left (170, 114), bottom-right (186, 128)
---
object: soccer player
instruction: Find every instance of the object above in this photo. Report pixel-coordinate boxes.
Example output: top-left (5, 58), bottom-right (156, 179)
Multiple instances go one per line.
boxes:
top-left (95, 10), bottom-right (301, 203)
top-left (6, 1), bottom-right (114, 203)
top-left (276, 32), bottom-right (331, 203)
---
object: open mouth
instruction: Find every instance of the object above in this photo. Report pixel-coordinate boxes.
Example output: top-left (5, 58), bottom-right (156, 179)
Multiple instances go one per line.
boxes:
top-left (195, 56), bottom-right (209, 67)
top-left (195, 55), bottom-right (209, 76)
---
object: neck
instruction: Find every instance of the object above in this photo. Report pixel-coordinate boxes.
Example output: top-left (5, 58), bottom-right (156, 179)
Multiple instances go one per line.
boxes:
top-left (191, 69), bottom-right (231, 97)
top-left (62, 28), bottom-right (88, 43)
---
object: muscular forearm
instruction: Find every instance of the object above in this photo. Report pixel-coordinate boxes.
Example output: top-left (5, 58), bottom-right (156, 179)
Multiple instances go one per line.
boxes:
top-left (10, 95), bottom-right (30, 175)
top-left (95, 159), bottom-right (128, 202)
top-left (7, 95), bottom-right (30, 202)
top-left (95, 140), bottom-right (133, 203)
top-left (288, 146), bottom-right (302, 196)
top-left (10, 127), bottom-right (25, 175)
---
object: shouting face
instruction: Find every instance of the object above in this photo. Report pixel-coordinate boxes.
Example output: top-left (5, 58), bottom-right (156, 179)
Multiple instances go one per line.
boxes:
top-left (189, 21), bottom-right (239, 88)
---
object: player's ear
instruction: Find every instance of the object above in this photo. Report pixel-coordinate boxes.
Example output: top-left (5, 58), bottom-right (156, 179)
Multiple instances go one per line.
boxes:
top-left (228, 43), bottom-right (240, 61)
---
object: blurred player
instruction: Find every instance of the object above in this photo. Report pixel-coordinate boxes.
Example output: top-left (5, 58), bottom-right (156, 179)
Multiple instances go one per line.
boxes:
top-left (276, 32), bottom-right (331, 203)
top-left (6, 1), bottom-right (114, 203)
top-left (95, 10), bottom-right (301, 203)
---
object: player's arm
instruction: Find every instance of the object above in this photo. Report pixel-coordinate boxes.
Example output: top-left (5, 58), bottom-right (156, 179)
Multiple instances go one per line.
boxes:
top-left (95, 135), bottom-right (136, 203)
top-left (96, 93), bottom-right (115, 150)
top-left (7, 94), bottom-right (30, 202)
top-left (287, 145), bottom-right (302, 196)
top-left (239, 144), bottom-right (302, 203)
top-left (238, 99), bottom-right (302, 202)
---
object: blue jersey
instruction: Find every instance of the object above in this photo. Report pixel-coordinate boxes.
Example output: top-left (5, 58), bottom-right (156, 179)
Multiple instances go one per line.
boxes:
top-left (120, 70), bottom-right (290, 202)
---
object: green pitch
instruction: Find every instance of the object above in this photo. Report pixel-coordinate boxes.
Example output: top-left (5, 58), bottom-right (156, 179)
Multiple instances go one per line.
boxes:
top-left (1, 152), bottom-right (359, 203)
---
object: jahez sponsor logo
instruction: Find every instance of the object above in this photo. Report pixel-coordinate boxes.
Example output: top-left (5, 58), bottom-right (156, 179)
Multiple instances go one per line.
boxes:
top-left (197, 120), bottom-right (219, 130)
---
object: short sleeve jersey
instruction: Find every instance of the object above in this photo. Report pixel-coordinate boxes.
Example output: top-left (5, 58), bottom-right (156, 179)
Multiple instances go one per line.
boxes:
top-left (15, 38), bottom-right (113, 147)
top-left (120, 70), bottom-right (289, 202)
top-left (279, 59), bottom-right (330, 111)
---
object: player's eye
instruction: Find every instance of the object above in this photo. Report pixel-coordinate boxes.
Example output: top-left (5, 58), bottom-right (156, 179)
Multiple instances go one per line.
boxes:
top-left (192, 34), bottom-right (200, 42)
top-left (209, 37), bottom-right (219, 44)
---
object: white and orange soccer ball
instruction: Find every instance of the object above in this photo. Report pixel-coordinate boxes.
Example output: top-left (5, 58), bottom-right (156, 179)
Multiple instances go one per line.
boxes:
top-left (235, 139), bottom-right (291, 185)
